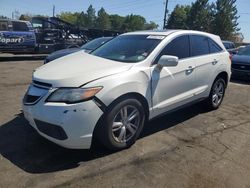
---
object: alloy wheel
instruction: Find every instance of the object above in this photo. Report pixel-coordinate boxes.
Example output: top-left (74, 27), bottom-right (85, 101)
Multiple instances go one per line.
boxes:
top-left (112, 105), bottom-right (141, 143)
top-left (212, 79), bottom-right (224, 107)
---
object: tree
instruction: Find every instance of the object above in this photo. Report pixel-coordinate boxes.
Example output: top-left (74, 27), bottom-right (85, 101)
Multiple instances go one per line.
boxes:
top-left (144, 21), bottom-right (158, 30)
top-left (187, 0), bottom-right (213, 32)
top-left (0, 15), bottom-right (9, 19)
top-left (56, 5), bottom-right (158, 31)
top-left (96, 7), bottom-right (111, 29)
top-left (109, 14), bottom-right (125, 31)
top-left (75, 12), bottom-right (87, 27)
top-left (213, 0), bottom-right (239, 40)
top-left (167, 5), bottom-right (190, 29)
top-left (86, 5), bottom-right (96, 28)
top-left (19, 14), bottom-right (32, 21)
top-left (58, 12), bottom-right (79, 25)
top-left (122, 14), bottom-right (146, 32)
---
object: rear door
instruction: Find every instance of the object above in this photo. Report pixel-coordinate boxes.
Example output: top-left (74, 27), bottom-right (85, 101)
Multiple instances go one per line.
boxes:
top-left (190, 35), bottom-right (223, 96)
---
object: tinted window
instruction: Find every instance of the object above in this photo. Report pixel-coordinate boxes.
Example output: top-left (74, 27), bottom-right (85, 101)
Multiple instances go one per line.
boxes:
top-left (208, 39), bottom-right (223, 53)
top-left (159, 35), bottom-right (190, 59)
top-left (223, 42), bottom-right (230, 49)
top-left (12, 21), bottom-right (29, 31)
top-left (92, 35), bottom-right (163, 63)
top-left (190, 35), bottom-right (209, 56)
top-left (81, 37), bottom-right (112, 51)
top-left (237, 46), bottom-right (250, 56)
top-left (0, 21), bottom-right (8, 31)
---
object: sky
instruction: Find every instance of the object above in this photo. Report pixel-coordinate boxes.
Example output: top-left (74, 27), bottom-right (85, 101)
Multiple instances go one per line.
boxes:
top-left (1, 0), bottom-right (249, 42)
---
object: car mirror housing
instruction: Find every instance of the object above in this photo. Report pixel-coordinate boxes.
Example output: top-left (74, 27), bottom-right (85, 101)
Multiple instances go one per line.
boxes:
top-left (157, 55), bottom-right (179, 67)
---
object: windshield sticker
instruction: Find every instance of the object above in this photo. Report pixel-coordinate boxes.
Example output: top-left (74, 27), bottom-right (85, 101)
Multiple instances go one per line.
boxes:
top-left (147, 35), bottom-right (165, 40)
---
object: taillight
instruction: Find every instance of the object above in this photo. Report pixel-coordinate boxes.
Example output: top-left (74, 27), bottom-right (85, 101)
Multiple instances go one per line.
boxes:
top-left (229, 54), bottom-right (232, 62)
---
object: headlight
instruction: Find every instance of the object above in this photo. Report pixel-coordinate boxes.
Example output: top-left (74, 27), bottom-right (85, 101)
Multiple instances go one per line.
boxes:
top-left (46, 87), bottom-right (103, 103)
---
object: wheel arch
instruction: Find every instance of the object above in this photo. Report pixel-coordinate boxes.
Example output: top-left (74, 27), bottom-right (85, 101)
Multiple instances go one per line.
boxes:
top-left (91, 92), bottom-right (149, 148)
top-left (215, 71), bottom-right (229, 87)
top-left (105, 92), bottom-right (150, 121)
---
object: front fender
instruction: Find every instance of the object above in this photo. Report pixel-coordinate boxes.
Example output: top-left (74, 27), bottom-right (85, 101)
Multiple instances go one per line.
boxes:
top-left (86, 68), bottom-right (152, 107)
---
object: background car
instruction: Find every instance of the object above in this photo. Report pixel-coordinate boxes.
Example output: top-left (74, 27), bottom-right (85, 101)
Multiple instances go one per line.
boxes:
top-left (44, 36), bottom-right (113, 64)
top-left (222, 40), bottom-right (237, 54)
top-left (231, 45), bottom-right (250, 80)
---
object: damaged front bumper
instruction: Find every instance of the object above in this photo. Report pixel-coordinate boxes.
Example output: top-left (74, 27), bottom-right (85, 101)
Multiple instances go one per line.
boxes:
top-left (22, 84), bottom-right (103, 149)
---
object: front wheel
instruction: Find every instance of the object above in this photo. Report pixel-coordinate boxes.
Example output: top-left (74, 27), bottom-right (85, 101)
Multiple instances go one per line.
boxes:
top-left (97, 98), bottom-right (145, 150)
top-left (205, 77), bottom-right (226, 110)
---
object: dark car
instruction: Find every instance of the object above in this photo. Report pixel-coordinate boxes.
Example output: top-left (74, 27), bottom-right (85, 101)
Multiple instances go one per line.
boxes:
top-left (222, 40), bottom-right (237, 54)
top-left (231, 45), bottom-right (250, 80)
top-left (44, 37), bottom-right (113, 64)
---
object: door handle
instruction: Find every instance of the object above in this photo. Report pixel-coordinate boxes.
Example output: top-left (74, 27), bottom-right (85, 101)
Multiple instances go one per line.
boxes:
top-left (212, 59), bottom-right (218, 65)
top-left (186, 66), bottom-right (195, 73)
top-left (186, 66), bottom-right (195, 71)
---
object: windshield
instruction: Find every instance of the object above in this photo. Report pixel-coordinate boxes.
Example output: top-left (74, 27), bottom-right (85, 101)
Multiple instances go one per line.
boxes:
top-left (81, 37), bottom-right (112, 51)
top-left (91, 35), bottom-right (164, 63)
top-left (237, 46), bottom-right (250, 56)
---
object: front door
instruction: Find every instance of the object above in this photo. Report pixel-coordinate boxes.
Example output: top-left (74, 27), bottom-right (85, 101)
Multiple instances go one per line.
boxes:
top-left (151, 35), bottom-right (196, 118)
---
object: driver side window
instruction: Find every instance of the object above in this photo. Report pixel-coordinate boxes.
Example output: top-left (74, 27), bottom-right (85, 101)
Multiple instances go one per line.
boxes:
top-left (156, 35), bottom-right (190, 63)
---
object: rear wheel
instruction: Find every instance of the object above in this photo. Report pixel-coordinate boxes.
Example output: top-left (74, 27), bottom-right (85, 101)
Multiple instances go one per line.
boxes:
top-left (97, 98), bottom-right (145, 150)
top-left (205, 77), bottom-right (226, 110)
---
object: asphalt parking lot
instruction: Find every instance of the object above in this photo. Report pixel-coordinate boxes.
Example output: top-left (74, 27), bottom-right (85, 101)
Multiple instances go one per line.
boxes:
top-left (0, 60), bottom-right (250, 188)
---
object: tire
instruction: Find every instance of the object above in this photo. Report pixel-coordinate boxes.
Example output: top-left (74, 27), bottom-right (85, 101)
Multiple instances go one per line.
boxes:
top-left (204, 77), bottom-right (226, 110)
top-left (96, 98), bottom-right (145, 150)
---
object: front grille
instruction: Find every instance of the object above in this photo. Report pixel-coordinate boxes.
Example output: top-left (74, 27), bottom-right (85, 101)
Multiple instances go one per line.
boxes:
top-left (232, 63), bottom-right (250, 71)
top-left (35, 119), bottom-right (68, 140)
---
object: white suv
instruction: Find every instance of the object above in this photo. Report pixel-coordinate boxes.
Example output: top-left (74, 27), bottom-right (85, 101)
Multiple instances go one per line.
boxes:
top-left (22, 30), bottom-right (231, 150)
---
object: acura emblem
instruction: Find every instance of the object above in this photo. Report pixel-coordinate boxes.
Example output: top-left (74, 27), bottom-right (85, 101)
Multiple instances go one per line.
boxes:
top-left (241, 65), bottom-right (245, 69)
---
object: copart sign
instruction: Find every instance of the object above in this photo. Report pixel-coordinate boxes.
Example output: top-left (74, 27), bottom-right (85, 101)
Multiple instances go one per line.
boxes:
top-left (0, 34), bottom-right (25, 44)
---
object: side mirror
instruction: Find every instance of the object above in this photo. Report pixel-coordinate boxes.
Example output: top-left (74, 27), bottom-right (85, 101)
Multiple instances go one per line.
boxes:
top-left (157, 55), bottom-right (179, 67)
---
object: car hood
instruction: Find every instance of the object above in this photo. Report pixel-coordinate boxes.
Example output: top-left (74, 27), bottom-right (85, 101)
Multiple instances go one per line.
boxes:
top-left (232, 55), bottom-right (250, 64)
top-left (33, 51), bottom-right (133, 87)
top-left (46, 48), bottom-right (81, 63)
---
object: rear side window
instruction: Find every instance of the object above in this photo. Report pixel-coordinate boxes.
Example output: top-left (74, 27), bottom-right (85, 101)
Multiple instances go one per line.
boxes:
top-left (190, 35), bottom-right (209, 56)
top-left (0, 21), bottom-right (8, 31)
top-left (159, 35), bottom-right (190, 59)
top-left (12, 21), bottom-right (29, 31)
top-left (208, 39), bottom-right (223, 53)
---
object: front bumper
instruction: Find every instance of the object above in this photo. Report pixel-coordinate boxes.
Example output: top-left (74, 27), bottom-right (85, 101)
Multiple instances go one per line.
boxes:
top-left (22, 86), bottom-right (103, 149)
top-left (231, 68), bottom-right (250, 80)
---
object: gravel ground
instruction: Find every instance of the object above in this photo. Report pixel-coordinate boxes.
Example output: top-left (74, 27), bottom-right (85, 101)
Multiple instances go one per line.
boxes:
top-left (0, 60), bottom-right (250, 188)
